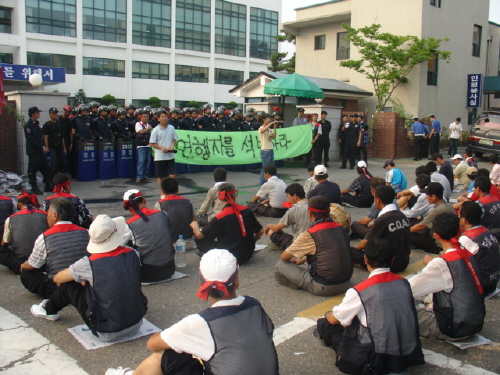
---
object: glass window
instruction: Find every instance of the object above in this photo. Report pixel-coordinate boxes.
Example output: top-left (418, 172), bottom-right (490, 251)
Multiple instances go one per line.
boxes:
top-left (214, 68), bottom-right (243, 85)
top-left (472, 25), bottom-right (481, 57)
top-left (427, 53), bottom-right (438, 86)
top-left (133, 0), bottom-right (171, 48)
top-left (27, 52), bottom-right (76, 74)
top-left (314, 35), bottom-right (325, 50)
top-left (0, 53), bottom-right (13, 64)
top-left (132, 61), bottom-right (169, 80)
top-left (250, 7), bottom-right (278, 60)
top-left (336, 32), bottom-right (349, 60)
top-left (176, 0), bottom-right (211, 52)
top-left (26, 0), bottom-right (76, 37)
top-left (0, 7), bottom-right (12, 34)
top-left (175, 65), bottom-right (209, 82)
top-left (83, 57), bottom-right (125, 77)
top-left (82, 0), bottom-right (126, 43)
top-left (430, 0), bottom-right (441, 7)
top-left (215, 0), bottom-right (246, 57)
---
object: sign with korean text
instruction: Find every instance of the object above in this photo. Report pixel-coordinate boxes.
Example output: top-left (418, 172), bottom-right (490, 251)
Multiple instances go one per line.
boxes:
top-left (466, 74), bottom-right (482, 108)
top-left (0, 63), bottom-right (66, 83)
top-left (175, 124), bottom-right (312, 165)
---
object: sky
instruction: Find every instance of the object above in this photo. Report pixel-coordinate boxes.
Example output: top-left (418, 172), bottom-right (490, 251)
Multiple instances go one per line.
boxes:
top-left (280, 0), bottom-right (500, 55)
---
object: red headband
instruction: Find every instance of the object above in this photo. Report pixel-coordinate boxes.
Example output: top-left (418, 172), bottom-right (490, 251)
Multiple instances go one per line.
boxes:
top-left (308, 206), bottom-right (330, 213)
top-left (18, 191), bottom-right (39, 206)
top-left (53, 179), bottom-right (71, 193)
top-left (123, 191), bottom-right (143, 208)
top-left (196, 269), bottom-right (238, 301)
top-left (218, 190), bottom-right (246, 237)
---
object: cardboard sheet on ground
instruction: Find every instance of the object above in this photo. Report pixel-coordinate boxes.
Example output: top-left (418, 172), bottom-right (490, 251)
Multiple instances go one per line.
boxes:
top-left (446, 334), bottom-right (492, 349)
top-left (485, 288), bottom-right (500, 300)
top-left (141, 271), bottom-right (188, 285)
top-left (255, 244), bottom-right (267, 252)
top-left (68, 318), bottom-right (161, 350)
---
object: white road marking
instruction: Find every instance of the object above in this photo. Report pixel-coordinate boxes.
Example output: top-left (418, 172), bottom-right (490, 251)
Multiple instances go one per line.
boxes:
top-left (0, 307), bottom-right (89, 375)
top-left (273, 317), bottom-right (316, 346)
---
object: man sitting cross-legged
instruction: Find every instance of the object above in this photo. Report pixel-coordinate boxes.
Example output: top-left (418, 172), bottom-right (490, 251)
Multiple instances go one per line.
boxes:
top-left (248, 164), bottom-right (288, 218)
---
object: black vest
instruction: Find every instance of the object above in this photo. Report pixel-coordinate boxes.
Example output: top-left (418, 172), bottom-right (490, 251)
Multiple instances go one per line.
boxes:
top-left (433, 250), bottom-right (485, 338)
top-left (307, 220), bottom-right (353, 284)
top-left (44, 223), bottom-right (89, 278)
top-left (199, 296), bottom-right (279, 375)
top-left (463, 226), bottom-right (500, 288)
top-left (72, 115), bottom-right (94, 140)
top-left (158, 195), bottom-right (194, 241)
top-left (135, 122), bottom-right (151, 146)
top-left (479, 195), bottom-right (500, 241)
top-left (0, 195), bottom-right (14, 239)
top-left (86, 247), bottom-right (147, 334)
top-left (8, 209), bottom-right (48, 260)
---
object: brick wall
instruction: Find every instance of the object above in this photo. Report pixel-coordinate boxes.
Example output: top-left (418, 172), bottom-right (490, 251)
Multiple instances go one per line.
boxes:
top-left (367, 112), bottom-right (414, 159)
top-left (0, 110), bottom-right (18, 173)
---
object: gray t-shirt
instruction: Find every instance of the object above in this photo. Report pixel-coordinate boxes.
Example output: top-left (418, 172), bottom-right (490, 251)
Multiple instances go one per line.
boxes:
top-left (279, 200), bottom-right (310, 237)
top-left (150, 124), bottom-right (178, 161)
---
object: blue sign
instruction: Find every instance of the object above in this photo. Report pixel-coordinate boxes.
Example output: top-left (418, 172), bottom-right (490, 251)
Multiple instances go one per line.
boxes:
top-left (0, 63), bottom-right (66, 83)
top-left (466, 74), bottom-right (482, 108)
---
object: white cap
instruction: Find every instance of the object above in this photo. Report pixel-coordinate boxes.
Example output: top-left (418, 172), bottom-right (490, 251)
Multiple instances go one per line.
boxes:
top-left (87, 215), bottom-right (127, 254)
top-left (123, 189), bottom-right (142, 208)
top-left (199, 249), bottom-right (238, 282)
top-left (357, 160), bottom-right (367, 168)
top-left (451, 154), bottom-right (463, 160)
top-left (314, 165), bottom-right (327, 176)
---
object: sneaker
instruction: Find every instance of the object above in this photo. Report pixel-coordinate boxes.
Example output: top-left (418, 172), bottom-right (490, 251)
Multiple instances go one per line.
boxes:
top-left (105, 368), bottom-right (133, 375)
top-left (30, 299), bottom-right (60, 321)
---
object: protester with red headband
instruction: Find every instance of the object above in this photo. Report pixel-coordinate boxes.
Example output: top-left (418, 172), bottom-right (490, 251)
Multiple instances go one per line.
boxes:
top-left (275, 196), bottom-right (353, 296)
top-left (43, 173), bottom-right (92, 228)
top-left (191, 183), bottom-right (263, 265)
top-left (409, 213), bottom-right (485, 340)
top-left (0, 192), bottom-right (47, 274)
top-left (106, 249), bottom-right (278, 375)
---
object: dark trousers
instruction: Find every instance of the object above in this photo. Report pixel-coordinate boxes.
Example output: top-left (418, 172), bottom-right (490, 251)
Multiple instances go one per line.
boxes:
top-left (48, 148), bottom-right (67, 180)
top-left (414, 136), bottom-right (424, 160)
top-left (27, 154), bottom-right (51, 190)
top-left (141, 260), bottom-right (175, 283)
top-left (45, 281), bottom-right (90, 326)
top-left (448, 138), bottom-right (459, 157)
top-left (357, 146), bottom-right (367, 163)
top-left (341, 193), bottom-right (372, 208)
top-left (430, 134), bottom-right (440, 156)
top-left (313, 140), bottom-right (323, 164)
top-left (247, 202), bottom-right (287, 218)
top-left (0, 246), bottom-right (24, 274)
top-left (338, 141), bottom-right (344, 162)
top-left (316, 318), bottom-right (344, 352)
top-left (323, 140), bottom-right (330, 165)
top-left (270, 231), bottom-right (294, 249)
top-left (342, 140), bottom-right (357, 168)
top-left (160, 349), bottom-right (204, 375)
top-left (410, 229), bottom-right (442, 254)
top-left (350, 221), bottom-right (370, 239)
top-left (20, 268), bottom-right (58, 298)
top-left (421, 138), bottom-right (430, 159)
top-left (351, 247), bottom-right (409, 273)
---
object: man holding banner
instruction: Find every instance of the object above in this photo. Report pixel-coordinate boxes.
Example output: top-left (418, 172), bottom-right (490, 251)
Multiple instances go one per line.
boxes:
top-left (258, 114), bottom-right (278, 186)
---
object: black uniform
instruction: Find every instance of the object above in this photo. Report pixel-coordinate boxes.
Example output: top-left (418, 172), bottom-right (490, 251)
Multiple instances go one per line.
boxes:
top-left (337, 121), bottom-right (345, 161)
top-left (42, 119), bottom-right (66, 177)
top-left (180, 117), bottom-right (195, 131)
top-left (197, 114), bottom-right (214, 131)
top-left (226, 119), bottom-right (241, 132)
top-left (124, 115), bottom-right (138, 138)
top-left (111, 118), bottom-right (133, 140)
top-left (92, 117), bottom-right (114, 140)
top-left (214, 118), bottom-right (227, 131)
top-left (168, 118), bottom-right (181, 130)
top-left (357, 121), bottom-right (369, 163)
top-left (72, 115), bottom-right (95, 141)
top-left (320, 119), bottom-right (332, 166)
top-left (24, 118), bottom-right (51, 192)
top-left (58, 115), bottom-right (73, 174)
top-left (341, 121), bottom-right (361, 169)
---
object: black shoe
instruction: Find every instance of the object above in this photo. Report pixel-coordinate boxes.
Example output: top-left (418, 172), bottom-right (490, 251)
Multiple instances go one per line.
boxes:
top-left (31, 189), bottom-right (43, 195)
top-left (339, 166), bottom-right (347, 169)
top-left (324, 164), bottom-right (330, 168)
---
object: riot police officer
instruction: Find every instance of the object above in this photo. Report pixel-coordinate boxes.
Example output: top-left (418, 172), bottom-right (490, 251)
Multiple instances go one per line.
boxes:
top-left (112, 108), bottom-right (133, 140)
top-left (88, 101), bottom-right (100, 119)
top-left (226, 111), bottom-right (241, 131)
top-left (92, 105), bottom-right (114, 141)
top-left (42, 107), bottom-right (66, 179)
top-left (72, 104), bottom-right (95, 142)
top-left (197, 104), bottom-right (214, 131)
top-left (241, 113), bottom-right (254, 131)
top-left (107, 105), bottom-right (118, 121)
top-left (214, 109), bottom-right (227, 131)
top-left (169, 108), bottom-right (182, 129)
top-left (340, 114), bottom-right (362, 169)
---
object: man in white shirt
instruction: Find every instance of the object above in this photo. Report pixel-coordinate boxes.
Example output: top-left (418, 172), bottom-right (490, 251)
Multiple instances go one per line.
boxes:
top-left (401, 174), bottom-right (433, 223)
top-left (248, 164), bottom-right (287, 218)
top-left (447, 117), bottom-right (463, 157)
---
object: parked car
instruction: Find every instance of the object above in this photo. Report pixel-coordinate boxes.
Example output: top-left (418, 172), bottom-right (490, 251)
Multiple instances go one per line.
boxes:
top-left (467, 110), bottom-right (500, 157)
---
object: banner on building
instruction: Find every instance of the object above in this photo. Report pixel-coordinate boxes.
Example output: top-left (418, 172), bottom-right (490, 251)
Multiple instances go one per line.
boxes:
top-left (175, 124), bottom-right (312, 165)
top-left (1, 64), bottom-right (66, 83)
top-left (466, 74), bottom-right (482, 108)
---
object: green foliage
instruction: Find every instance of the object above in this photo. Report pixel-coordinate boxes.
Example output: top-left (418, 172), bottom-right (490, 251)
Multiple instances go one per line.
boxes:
top-left (186, 100), bottom-right (200, 109)
top-left (3, 103), bottom-right (25, 125)
top-left (390, 98), bottom-right (414, 128)
top-left (269, 33), bottom-right (296, 74)
top-left (275, 32), bottom-right (296, 44)
top-left (74, 89), bottom-right (87, 105)
top-left (101, 94), bottom-right (116, 105)
top-left (226, 101), bottom-right (238, 110)
top-left (340, 24), bottom-right (451, 111)
top-left (148, 96), bottom-right (162, 108)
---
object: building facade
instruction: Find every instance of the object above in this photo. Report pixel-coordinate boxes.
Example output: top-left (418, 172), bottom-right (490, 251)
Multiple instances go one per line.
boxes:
top-left (283, 0), bottom-right (491, 125)
top-left (0, 0), bottom-right (281, 108)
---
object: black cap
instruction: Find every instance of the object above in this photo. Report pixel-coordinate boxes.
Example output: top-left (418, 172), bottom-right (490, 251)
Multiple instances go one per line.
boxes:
top-left (350, 114), bottom-right (357, 118)
top-left (48, 107), bottom-right (58, 113)
top-left (297, 108), bottom-right (305, 112)
top-left (421, 182), bottom-right (444, 196)
top-left (383, 159), bottom-right (394, 167)
top-left (357, 114), bottom-right (364, 119)
top-left (28, 106), bottom-right (41, 116)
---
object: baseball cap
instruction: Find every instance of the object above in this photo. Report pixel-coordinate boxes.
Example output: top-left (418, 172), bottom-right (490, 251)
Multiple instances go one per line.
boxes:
top-left (383, 159), bottom-right (394, 168)
top-left (297, 108), bottom-right (305, 112)
top-left (357, 160), bottom-right (367, 168)
top-left (48, 107), bottom-right (58, 113)
top-left (314, 165), bottom-right (328, 176)
top-left (451, 154), bottom-right (463, 160)
top-left (466, 166), bottom-right (478, 176)
top-left (197, 249), bottom-right (239, 300)
top-left (428, 114), bottom-right (435, 118)
top-left (122, 189), bottom-right (142, 208)
top-left (63, 105), bottom-right (72, 112)
top-left (421, 182), bottom-right (444, 196)
top-left (28, 106), bottom-right (41, 116)
top-left (413, 116), bottom-right (419, 120)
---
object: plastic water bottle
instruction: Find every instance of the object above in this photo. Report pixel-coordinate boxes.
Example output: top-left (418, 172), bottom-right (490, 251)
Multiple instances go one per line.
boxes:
top-left (175, 235), bottom-right (187, 268)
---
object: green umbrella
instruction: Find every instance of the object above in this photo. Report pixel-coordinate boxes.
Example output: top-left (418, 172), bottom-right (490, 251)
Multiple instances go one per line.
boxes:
top-left (263, 73), bottom-right (324, 99)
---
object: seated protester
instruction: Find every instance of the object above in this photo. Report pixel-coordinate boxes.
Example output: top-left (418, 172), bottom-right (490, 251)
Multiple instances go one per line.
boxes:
top-left (275, 196), bottom-right (353, 296)
top-left (396, 165), bottom-right (430, 210)
top-left (472, 176), bottom-right (500, 241)
top-left (265, 183), bottom-right (309, 250)
top-left (489, 154), bottom-right (500, 186)
top-left (402, 174), bottom-right (433, 224)
top-left (0, 194), bottom-right (15, 244)
top-left (341, 160), bottom-right (373, 208)
top-left (19, 198), bottom-right (89, 298)
top-left (303, 162), bottom-right (318, 196)
top-left (195, 167), bottom-right (227, 226)
top-left (451, 154), bottom-right (470, 189)
top-left (43, 173), bottom-right (93, 228)
top-left (466, 166), bottom-right (478, 193)
top-left (30, 215), bottom-right (148, 343)
top-left (124, 189), bottom-right (175, 284)
top-left (410, 182), bottom-right (455, 254)
top-left (350, 177), bottom-right (386, 239)
top-left (458, 168), bottom-right (500, 203)
top-left (432, 153), bottom-right (454, 190)
top-left (426, 161), bottom-right (451, 201)
top-left (0, 192), bottom-right (47, 274)
top-left (464, 148), bottom-right (478, 168)
top-left (154, 177), bottom-right (195, 242)
top-left (317, 239), bottom-right (424, 375)
top-left (458, 201), bottom-right (499, 295)
top-left (409, 213), bottom-right (485, 340)
top-left (191, 183), bottom-right (264, 265)
top-left (106, 249), bottom-right (279, 375)
top-left (308, 165), bottom-right (342, 204)
top-left (248, 164), bottom-right (288, 218)
top-left (384, 159), bottom-right (407, 193)
top-left (352, 185), bottom-right (411, 273)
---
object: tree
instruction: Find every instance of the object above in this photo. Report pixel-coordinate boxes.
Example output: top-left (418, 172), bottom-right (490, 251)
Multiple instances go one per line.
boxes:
top-left (101, 94), bottom-right (116, 105)
top-left (74, 89), bottom-right (87, 105)
top-left (268, 33), bottom-right (296, 74)
top-left (186, 100), bottom-right (200, 109)
top-left (226, 101), bottom-right (238, 110)
top-left (340, 24), bottom-right (451, 111)
top-left (148, 96), bottom-right (162, 108)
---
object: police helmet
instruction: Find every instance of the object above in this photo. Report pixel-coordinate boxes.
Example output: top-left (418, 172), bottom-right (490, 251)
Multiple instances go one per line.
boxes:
top-left (79, 104), bottom-right (90, 113)
top-left (151, 108), bottom-right (159, 116)
top-left (247, 107), bottom-right (255, 113)
top-left (171, 108), bottom-right (182, 114)
top-left (88, 101), bottom-right (100, 108)
top-left (190, 108), bottom-right (198, 113)
top-left (143, 106), bottom-right (152, 113)
top-left (217, 105), bottom-right (227, 111)
top-left (244, 112), bottom-right (253, 118)
top-left (233, 109), bottom-right (241, 115)
top-left (202, 103), bottom-right (212, 110)
top-left (234, 106), bottom-right (242, 112)
top-left (216, 109), bottom-right (225, 116)
top-left (107, 105), bottom-right (117, 112)
top-left (183, 107), bottom-right (190, 113)
top-left (126, 103), bottom-right (136, 110)
top-left (117, 108), bottom-right (127, 116)
top-left (98, 105), bottom-right (108, 113)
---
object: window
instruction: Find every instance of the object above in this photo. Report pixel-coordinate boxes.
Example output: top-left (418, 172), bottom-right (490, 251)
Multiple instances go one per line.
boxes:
top-left (0, 53), bottom-right (13, 64)
top-left (430, 0), bottom-right (441, 7)
top-left (26, 0), bottom-right (76, 37)
top-left (175, 100), bottom-right (197, 108)
top-left (176, 0), bottom-right (211, 53)
top-left (472, 25), bottom-right (482, 57)
top-left (175, 65), bottom-right (209, 82)
top-left (215, 0), bottom-right (246, 57)
top-left (132, 61), bottom-right (169, 80)
top-left (215, 68), bottom-right (244, 85)
top-left (82, 0), bottom-right (127, 43)
top-left (314, 35), bottom-right (325, 50)
top-left (336, 32), bottom-right (350, 60)
top-left (250, 7), bottom-right (278, 60)
top-left (0, 7), bottom-right (11, 33)
top-left (27, 52), bottom-right (76, 74)
top-left (133, 0), bottom-right (171, 48)
top-left (83, 57), bottom-right (125, 77)
top-left (427, 53), bottom-right (438, 86)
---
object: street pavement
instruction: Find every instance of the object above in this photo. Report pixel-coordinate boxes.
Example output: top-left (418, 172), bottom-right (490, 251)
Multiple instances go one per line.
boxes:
top-left (0, 156), bottom-right (499, 375)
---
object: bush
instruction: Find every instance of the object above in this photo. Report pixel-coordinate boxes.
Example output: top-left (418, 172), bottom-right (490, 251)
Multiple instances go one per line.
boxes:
top-left (148, 97), bottom-right (162, 108)
top-left (226, 101), bottom-right (238, 109)
top-left (101, 94), bottom-right (116, 105)
top-left (186, 100), bottom-right (200, 109)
